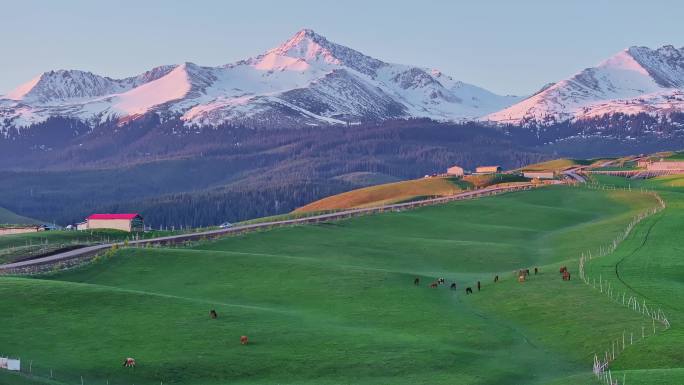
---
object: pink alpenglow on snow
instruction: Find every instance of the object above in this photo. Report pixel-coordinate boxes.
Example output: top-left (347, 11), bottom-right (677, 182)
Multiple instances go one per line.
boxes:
top-left (0, 28), bottom-right (522, 134)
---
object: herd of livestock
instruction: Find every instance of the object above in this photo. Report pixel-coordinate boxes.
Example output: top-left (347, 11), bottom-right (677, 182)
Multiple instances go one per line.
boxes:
top-left (414, 265), bottom-right (572, 295)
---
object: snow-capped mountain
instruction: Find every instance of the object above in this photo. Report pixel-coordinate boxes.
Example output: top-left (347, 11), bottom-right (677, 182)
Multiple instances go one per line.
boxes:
top-left (0, 29), bottom-right (520, 133)
top-left (485, 45), bottom-right (684, 125)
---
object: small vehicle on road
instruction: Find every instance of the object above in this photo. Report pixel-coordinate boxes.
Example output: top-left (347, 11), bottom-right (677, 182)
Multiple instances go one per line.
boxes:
top-left (219, 222), bottom-right (233, 229)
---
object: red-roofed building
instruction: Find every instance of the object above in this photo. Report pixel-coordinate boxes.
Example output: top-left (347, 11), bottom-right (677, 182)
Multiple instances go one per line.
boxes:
top-left (84, 213), bottom-right (144, 232)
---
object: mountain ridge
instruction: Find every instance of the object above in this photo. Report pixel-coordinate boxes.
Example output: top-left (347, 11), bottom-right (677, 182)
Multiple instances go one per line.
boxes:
top-left (485, 45), bottom-right (684, 125)
top-left (0, 29), bottom-right (520, 133)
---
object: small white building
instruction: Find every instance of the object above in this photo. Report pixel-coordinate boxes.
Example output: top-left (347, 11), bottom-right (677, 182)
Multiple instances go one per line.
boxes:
top-left (446, 165), bottom-right (465, 177)
top-left (523, 171), bottom-right (555, 179)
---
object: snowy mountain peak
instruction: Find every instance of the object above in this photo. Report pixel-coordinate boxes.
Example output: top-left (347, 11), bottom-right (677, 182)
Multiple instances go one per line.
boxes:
top-left (254, 28), bottom-right (386, 76)
top-left (4, 69), bottom-right (126, 103)
top-left (485, 44), bottom-right (684, 125)
top-left (626, 45), bottom-right (684, 88)
top-left (1, 29), bottom-right (521, 132)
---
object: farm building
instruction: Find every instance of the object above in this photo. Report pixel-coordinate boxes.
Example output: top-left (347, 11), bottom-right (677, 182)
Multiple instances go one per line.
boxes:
top-left (475, 166), bottom-right (502, 174)
top-left (646, 160), bottom-right (684, 171)
top-left (84, 213), bottom-right (144, 232)
top-left (446, 165), bottom-right (465, 176)
top-left (523, 171), bottom-right (555, 179)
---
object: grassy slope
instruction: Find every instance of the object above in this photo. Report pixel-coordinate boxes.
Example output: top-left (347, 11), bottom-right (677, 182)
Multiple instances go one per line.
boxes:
top-left (521, 158), bottom-right (592, 172)
top-left (461, 173), bottom-right (528, 188)
top-left (0, 207), bottom-right (42, 225)
top-left (296, 176), bottom-right (468, 212)
top-left (0, 229), bottom-right (182, 265)
top-left (581, 174), bottom-right (684, 384)
top-left (0, 186), bottom-right (665, 385)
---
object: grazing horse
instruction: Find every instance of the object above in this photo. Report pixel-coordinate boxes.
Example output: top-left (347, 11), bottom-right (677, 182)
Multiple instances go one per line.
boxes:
top-left (450, 283), bottom-right (457, 290)
top-left (429, 282), bottom-right (438, 288)
top-left (414, 277), bottom-right (420, 286)
top-left (240, 336), bottom-right (249, 345)
top-left (122, 358), bottom-right (136, 368)
top-left (465, 287), bottom-right (473, 294)
top-left (494, 275), bottom-right (499, 283)
top-left (562, 270), bottom-right (571, 281)
top-left (477, 281), bottom-right (481, 291)
top-left (534, 267), bottom-right (539, 275)
top-left (559, 266), bottom-right (568, 274)
top-left (210, 309), bottom-right (218, 319)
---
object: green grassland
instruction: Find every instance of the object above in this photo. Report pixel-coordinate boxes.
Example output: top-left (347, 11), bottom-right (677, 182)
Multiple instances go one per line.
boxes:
top-left (580, 174), bottom-right (684, 384)
top-left (0, 229), bottom-right (183, 265)
top-left (2, 185), bottom-right (680, 385)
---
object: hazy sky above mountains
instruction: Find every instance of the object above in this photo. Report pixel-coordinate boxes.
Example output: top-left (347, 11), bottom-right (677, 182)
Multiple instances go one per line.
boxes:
top-left (1, 0), bottom-right (681, 95)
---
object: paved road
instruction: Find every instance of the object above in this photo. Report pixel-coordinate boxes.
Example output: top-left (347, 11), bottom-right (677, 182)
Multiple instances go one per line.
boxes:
top-left (562, 158), bottom-right (624, 183)
top-left (0, 183), bottom-right (537, 272)
top-left (562, 167), bottom-right (587, 183)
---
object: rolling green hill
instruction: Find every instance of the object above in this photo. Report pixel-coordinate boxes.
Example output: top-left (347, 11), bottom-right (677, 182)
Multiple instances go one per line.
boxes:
top-left (2, 185), bottom-right (680, 385)
top-left (296, 176), bottom-right (470, 212)
top-left (520, 158), bottom-right (593, 172)
top-left (0, 207), bottom-right (41, 225)
top-left (295, 174), bottom-right (529, 213)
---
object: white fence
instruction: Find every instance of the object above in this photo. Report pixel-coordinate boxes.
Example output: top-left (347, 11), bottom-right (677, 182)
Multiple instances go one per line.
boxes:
top-left (576, 190), bottom-right (670, 385)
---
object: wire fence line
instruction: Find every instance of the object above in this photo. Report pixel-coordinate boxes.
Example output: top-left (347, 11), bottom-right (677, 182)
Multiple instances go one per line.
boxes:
top-left (575, 189), bottom-right (670, 385)
top-left (1, 355), bottom-right (170, 385)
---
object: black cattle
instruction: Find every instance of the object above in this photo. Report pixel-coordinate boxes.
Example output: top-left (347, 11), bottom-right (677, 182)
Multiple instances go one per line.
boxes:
top-left (465, 287), bottom-right (473, 294)
top-left (450, 283), bottom-right (457, 290)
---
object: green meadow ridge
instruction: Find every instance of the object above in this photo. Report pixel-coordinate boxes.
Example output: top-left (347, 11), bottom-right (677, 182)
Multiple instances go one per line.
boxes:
top-left (0, 183), bottom-right (682, 384)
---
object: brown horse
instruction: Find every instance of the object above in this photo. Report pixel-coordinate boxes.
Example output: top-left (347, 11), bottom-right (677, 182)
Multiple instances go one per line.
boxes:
top-left (122, 357), bottom-right (136, 367)
top-left (240, 336), bottom-right (249, 345)
top-left (559, 266), bottom-right (568, 274)
top-left (429, 282), bottom-right (438, 288)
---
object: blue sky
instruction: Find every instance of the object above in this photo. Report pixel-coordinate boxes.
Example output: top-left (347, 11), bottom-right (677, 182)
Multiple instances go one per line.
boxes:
top-left (1, 0), bottom-right (681, 95)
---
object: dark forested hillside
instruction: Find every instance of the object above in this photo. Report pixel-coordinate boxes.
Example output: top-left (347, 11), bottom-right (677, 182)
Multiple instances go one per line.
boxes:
top-left (2, 115), bottom-right (684, 226)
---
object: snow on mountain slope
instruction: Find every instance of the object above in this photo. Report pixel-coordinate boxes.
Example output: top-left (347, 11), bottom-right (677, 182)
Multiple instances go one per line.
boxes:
top-left (485, 45), bottom-right (684, 124)
top-left (0, 29), bottom-right (519, 133)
